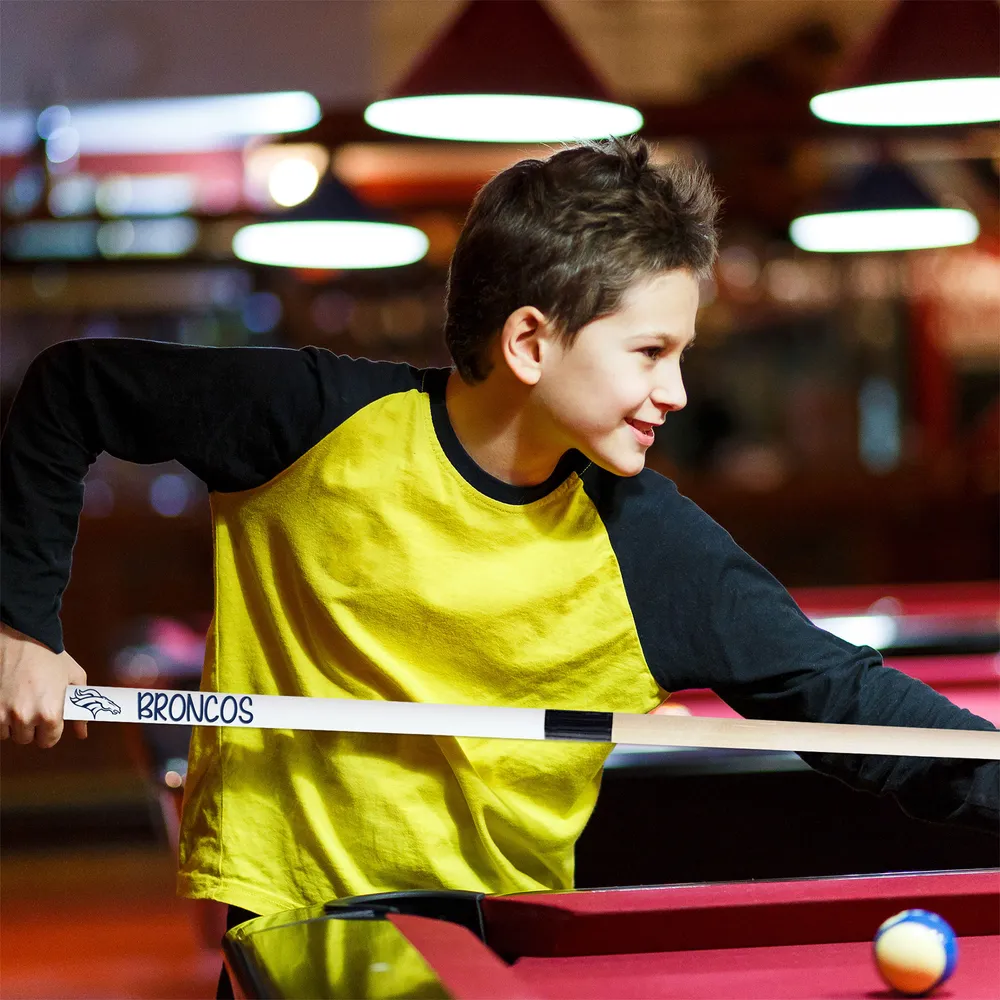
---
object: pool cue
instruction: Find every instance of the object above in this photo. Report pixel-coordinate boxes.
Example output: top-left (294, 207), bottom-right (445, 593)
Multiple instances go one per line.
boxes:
top-left (62, 685), bottom-right (1000, 760)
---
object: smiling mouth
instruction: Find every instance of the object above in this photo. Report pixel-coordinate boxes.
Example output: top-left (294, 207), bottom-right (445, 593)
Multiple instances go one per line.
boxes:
top-left (626, 418), bottom-right (658, 445)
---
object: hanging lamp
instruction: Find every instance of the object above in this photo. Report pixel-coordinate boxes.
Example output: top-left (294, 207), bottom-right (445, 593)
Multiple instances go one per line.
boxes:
top-left (233, 174), bottom-right (428, 269)
top-left (790, 161), bottom-right (979, 253)
top-left (811, 0), bottom-right (1000, 127)
top-left (364, 0), bottom-right (642, 142)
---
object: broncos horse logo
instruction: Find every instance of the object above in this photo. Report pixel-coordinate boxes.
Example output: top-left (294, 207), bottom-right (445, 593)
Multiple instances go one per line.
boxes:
top-left (69, 688), bottom-right (123, 719)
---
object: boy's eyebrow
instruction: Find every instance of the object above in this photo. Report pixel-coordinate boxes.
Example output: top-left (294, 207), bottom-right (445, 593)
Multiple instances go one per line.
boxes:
top-left (632, 330), bottom-right (698, 348)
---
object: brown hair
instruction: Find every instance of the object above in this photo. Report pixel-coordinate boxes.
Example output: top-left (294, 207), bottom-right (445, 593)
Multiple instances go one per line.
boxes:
top-left (444, 136), bottom-right (720, 383)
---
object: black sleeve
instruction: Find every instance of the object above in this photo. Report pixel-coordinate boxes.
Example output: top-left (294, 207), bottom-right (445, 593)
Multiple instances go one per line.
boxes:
top-left (0, 338), bottom-right (414, 653)
top-left (701, 549), bottom-right (998, 833)
top-left (587, 467), bottom-right (999, 834)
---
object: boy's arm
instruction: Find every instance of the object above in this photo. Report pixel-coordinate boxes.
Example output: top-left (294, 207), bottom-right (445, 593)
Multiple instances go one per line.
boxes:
top-left (0, 338), bottom-right (347, 745)
top-left (604, 475), bottom-right (999, 834)
top-left (1, 338), bottom-right (337, 651)
top-left (689, 550), bottom-right (998, 833)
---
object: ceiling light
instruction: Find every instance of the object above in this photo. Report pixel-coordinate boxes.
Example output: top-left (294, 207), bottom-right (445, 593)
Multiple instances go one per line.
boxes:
top-left (0, 92), bottom-right (321, 156)
top-left (96, 175), bottom-right (196, 217)
top-left (244, 143), bottom-right (330, 208)
top-left (49, 175), bottom-right (99, 217)
top-left (365, 0), bottom-right (641, 142)
top-left (267, 159), bottom-right (321, 207)
top-left (97, 218), bottom-right (200, 258)
top-left (790, 162), bottom-right (979, 253)
top-left (814, 614), bottom-right (899, 648)
top-left (234, 222), bottom-right (428, 269)
top-left (812, 79), bottom-right (1000, 128)
top-left (366, 94), bottom-right (641, 144)
top-left (233, 176), bottom-right (428, 269)
top-left (0, 110), bottom-right (35, 154)
top-left (812, 0), bottom-right (1000, 126)
top-left (3, 221), bottom-right (99, 260)
top-left (791, 209), bottom-right (978, 253)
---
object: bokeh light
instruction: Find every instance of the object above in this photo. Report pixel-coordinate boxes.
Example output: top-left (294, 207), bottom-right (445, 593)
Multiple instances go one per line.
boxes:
top-left (233, 221), bottom-right (428, 269)
top-left (812, 79), bottom-right (1000, 127)
top-left (790, 208), bottom-right (979, 253)
top-left (267, 158), bottom-right (320, 207)
top-left (365, 94), bottom-right (642, 142)
top-left (242, 292), bottom-right (283, 334)
top-left (149, 474), bottom-right (191, 517)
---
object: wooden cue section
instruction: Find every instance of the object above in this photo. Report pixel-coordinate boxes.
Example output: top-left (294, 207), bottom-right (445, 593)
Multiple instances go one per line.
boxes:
top-left (610, 712), bottom-right (1000, 760)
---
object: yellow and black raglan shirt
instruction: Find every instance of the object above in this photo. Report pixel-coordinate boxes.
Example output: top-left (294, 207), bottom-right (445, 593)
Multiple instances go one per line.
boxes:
top-left (2, 340), bottom-right (997, 915)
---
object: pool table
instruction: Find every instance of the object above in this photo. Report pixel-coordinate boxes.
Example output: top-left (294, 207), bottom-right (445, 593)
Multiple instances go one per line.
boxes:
top-left (223, 869), bottom-right (999, 999)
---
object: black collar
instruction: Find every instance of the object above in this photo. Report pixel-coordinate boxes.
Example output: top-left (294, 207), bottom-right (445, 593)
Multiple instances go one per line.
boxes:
top-left (423, 368), bottom-right (589, 506)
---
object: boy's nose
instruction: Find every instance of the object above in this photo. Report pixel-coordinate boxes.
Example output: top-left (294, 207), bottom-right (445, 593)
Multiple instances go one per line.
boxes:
top-left (652, 369), bottom-right (687, 413)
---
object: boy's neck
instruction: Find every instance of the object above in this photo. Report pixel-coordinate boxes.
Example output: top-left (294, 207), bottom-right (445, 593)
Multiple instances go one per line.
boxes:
top-left (445, 369), bottom-right (565, 488)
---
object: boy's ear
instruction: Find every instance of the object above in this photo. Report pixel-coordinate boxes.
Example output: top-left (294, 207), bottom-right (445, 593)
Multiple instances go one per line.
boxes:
top-left (499, 306), bottom-right (553, 387)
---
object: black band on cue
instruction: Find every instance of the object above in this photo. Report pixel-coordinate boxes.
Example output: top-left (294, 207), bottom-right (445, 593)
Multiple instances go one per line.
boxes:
top-left (544, 709), bottom-right (614, 742)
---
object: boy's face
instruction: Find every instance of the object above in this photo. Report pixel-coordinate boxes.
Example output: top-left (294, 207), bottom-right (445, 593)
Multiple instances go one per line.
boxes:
top-left (537, 269), bottom-right (699, 477)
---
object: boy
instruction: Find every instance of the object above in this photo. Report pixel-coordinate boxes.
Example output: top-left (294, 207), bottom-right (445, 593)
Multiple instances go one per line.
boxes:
top-left (2, 139), bottom-right (997, 990)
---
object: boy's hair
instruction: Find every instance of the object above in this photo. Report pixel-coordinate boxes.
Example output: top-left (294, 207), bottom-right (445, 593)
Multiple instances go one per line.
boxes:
top-left (445, 136), bottom-right (720, 383)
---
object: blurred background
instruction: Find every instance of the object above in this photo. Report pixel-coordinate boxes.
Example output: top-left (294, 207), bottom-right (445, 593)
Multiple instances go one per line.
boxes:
top-left (1, 1), bottom-right (997, 997)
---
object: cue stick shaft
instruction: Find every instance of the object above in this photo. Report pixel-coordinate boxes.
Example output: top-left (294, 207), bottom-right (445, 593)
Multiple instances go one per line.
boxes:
top-left (62, 685), bottom-right (1000, 760)
top-left (609, 712), bottom-right (999, 759)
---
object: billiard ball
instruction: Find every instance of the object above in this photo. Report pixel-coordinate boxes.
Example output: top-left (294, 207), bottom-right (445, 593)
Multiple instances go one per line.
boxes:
top-left (873, 909), bottom-right (958, 996)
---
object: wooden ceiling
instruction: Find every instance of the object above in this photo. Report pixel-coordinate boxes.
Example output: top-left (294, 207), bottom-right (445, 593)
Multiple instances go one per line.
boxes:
top-left (374, 0), bottom-right (892, 102)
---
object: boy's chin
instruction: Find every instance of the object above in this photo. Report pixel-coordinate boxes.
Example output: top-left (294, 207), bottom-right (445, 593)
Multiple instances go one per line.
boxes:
top-left (586, 444), bottom-right (647, 478)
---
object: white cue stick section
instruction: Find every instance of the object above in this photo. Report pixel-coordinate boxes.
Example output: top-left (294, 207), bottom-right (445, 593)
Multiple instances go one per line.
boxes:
top-left (63, 686), bottom-right (546, 741)
top-left (62, 685), bottom-right (1000, 760)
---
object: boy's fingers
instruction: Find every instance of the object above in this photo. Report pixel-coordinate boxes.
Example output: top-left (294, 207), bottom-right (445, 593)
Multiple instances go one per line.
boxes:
top-left (73, 719), bottom-right (88, 740)
top-left (11, 719), bottom-right (36, 744)
top-left (37, 716), bottom-right (64, 748)
top-left (0, 722), bottom-right (9, 740)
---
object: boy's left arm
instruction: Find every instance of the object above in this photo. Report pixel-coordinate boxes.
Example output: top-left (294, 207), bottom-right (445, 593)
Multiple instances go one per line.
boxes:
top-left (624, 488), bottom-right (1000, 833)
top-left (709, 555), bottom-right (996, 832)
top-left (590, 470), bottom-right (996, 832)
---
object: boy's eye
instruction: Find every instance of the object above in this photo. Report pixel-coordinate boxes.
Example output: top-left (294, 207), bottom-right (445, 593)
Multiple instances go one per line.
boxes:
top-left (640, 347), bottom-right (663, 359)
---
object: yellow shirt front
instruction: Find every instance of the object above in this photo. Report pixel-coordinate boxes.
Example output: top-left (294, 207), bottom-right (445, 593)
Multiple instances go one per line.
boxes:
top-left (178, 371), bottom-right (662, 915)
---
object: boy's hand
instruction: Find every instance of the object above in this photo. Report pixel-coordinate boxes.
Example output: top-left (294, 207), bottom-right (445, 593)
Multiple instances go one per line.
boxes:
top-left (0, 624), bottom-right (88, 747)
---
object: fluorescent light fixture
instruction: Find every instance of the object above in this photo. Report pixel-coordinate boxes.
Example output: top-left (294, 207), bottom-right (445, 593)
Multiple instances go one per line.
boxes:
top-left (790, 208), bottom-right (979, 253)
top-left (811, 79), bottom-right (1000, 127)
top-left (0, 110), bottom-right (34, 154)
top-left (97, 218), bottom-right (200, 258)
top-left (3, 221), bottom-right (99, 260)
top-left (814, 614), bottom-right (899, 649)
top-left (49, 175), bottom-right (99, 217)
top-left (811, 0), bottom-right (999, 129)
top-left (233, 221), bottom-right (429, 269)
top-left (369, 0), bottom-right (641, 144)
top-left (96, 174), bottom-right (196, 216)
top-left (365, 94), bottom-right (642, 143)
top-left (0, 93), bottom-right (320, 155)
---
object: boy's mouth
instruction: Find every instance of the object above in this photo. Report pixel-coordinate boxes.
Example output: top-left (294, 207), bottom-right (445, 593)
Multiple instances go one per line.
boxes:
top-left (625, 418), bottom-right (657, 446)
